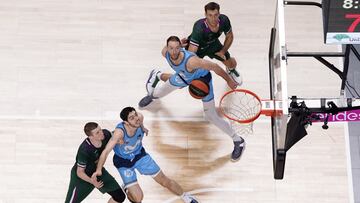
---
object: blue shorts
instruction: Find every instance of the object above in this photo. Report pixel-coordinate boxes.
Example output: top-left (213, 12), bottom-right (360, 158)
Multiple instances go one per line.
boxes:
top-left (169, 73), bottom-right (214, 102)
top-left (117, 154), bottom-right (161, 188)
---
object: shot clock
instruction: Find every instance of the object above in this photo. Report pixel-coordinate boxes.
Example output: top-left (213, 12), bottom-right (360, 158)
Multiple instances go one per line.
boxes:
top-left (322, 0), bottom-right (360, 44)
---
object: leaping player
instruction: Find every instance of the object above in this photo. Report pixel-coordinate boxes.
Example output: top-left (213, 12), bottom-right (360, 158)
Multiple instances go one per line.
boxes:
top-left (139, 36), bottom-right (245, 161)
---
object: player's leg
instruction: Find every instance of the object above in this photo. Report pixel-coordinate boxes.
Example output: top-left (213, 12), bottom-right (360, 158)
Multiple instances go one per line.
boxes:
top-left (145, 69), bottom-right (173, 96)
top-left (117, 167), bottom-right (143, 203)
top-left (98, 168), bottom-right (126, 203)
top-left (135, 154), bottom-right (198, 203)
top-left (126, 184), bottom-right (144, 203)
top-left (107, 188), bottom-right (126, 203)
top-left (139, 74), bottom-right (184, 108)
top-left (153, 171), bottom-right (198, 203)
top-left (207, 40), bottom-right (243, 86)
top-left (202, 80), bottom-right (245, 161)
top-left (65, 171), bottom-right (95, 203)
top-left (160, 73), bottom-right (172, 81)
top-left (153, 171), bottom-right (183, 195)
top-left (222, 57), bottom-right (242, 86)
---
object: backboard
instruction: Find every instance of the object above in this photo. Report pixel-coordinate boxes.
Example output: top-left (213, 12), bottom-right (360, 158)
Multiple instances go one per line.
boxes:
top-left (268, 0), bottom-right (289, 179)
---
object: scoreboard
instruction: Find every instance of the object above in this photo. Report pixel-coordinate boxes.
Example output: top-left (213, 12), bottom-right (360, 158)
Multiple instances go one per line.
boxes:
top-left (323, 0), bottom-right (360, 44)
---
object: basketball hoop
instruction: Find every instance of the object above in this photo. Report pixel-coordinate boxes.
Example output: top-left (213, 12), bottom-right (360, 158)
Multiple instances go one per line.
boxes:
top-left (219, 89), bottom-right (283, 124)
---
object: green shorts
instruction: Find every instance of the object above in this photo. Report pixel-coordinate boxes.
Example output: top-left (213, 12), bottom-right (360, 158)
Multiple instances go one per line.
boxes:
top-left (65, 167), bottom-right (120, 203)
top-left (196, 39), bottom-right (231, 61)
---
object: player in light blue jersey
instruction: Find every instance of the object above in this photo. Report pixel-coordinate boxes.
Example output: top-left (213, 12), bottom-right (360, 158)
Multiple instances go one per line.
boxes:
top-left (138, 36), bottom-right (245, 162)
top-left (92, 107), bottom-right (198, 203)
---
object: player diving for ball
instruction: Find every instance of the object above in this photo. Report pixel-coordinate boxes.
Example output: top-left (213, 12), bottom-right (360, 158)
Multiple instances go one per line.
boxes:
top-left (138, 36), bottom-right (245, 161)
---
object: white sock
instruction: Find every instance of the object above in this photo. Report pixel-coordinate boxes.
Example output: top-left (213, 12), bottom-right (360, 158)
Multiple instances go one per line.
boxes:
top-left (203, 100), bottom-right (242, 142)
top-left (153, 80), bottom-right (180, 98)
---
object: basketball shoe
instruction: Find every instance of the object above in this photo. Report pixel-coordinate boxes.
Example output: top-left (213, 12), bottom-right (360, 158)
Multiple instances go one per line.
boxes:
top-left (146, 69), bottom-right (161, 96)
top-left (181, 193), bottom-right (199, 203)
top-left (138, 95), bottom-right (155, 108)
top-left (227, 67), bottom-right (243, 86)
top-left (231, 138), bottom-right (245, 162)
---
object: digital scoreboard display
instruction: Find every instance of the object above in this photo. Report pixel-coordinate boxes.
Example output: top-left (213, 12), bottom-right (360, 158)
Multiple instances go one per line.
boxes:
top-left (323, 0), bottom-right (360, 44)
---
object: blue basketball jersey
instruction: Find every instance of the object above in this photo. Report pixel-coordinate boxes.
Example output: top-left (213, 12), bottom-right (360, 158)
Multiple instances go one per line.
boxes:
top-left (165, 48), bottom-right (209, 85)
top-left (113, 122), bottom-right (144, 161)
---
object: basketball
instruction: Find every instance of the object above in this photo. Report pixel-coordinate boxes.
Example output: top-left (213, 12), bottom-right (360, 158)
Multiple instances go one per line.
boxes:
top-left (188, 79), bottom-right (209, 99)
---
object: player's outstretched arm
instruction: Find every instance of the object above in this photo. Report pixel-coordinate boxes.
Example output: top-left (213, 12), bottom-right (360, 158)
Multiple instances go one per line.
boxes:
top-left (187, 57), bottom-right (237, 89)
top-left (92, 130), bottom-right (123, 178)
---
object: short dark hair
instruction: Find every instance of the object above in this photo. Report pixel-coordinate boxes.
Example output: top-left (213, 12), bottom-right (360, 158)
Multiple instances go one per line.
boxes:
top-left (84, 122), bottom-right (98, 137)
top-left (204, 2), bottom-right (220, 12)
top-left (120, 106), bottom-right (136, 121)
top-left (166, 36), bottom-right (181, 46)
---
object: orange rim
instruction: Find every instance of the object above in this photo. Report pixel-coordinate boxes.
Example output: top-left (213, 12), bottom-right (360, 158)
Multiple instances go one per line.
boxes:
top-left (219, 89), bottom-right (262, 123)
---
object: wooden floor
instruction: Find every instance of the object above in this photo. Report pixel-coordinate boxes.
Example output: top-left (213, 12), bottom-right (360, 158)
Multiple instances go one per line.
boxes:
top-left (0, 0), bottom-right (349, 202)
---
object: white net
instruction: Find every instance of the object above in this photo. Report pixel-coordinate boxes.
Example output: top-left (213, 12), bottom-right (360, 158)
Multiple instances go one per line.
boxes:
top-left (229, 119), bottom-right (254, 136)
top-left (220, 89), bottom-right (262, 123)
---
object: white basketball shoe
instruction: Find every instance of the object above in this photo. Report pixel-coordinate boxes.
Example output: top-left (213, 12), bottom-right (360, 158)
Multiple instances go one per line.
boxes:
top-left (227, 67), bottom-right (243, 86)
top-left (181, 192), bottom-right (199, 203)
top-left (146, 69), bottom-right (161, 96)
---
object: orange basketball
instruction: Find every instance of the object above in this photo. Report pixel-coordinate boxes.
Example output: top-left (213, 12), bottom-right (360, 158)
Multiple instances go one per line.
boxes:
top-left (188, 79), bottom-right (209, 99)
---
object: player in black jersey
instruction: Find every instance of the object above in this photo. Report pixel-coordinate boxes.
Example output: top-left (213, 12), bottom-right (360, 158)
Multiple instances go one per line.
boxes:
top-left (184, 2), bottom-right (243, 86)
top-left (65, 122), bottom-right (125, 203)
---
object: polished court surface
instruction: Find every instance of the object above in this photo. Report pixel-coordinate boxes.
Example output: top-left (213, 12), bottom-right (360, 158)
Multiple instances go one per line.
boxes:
top-left (0, 0), bottom-right (349, 202)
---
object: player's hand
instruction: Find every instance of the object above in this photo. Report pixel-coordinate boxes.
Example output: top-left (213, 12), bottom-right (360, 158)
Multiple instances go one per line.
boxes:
top-left (142, 126), bottom-right (149, 136)
top-left (180, 37), bottom-right (189, 48)
top-left (215, 50), bottom-right (226, 60)
top-left (227, 78), bottom-right (238, 90)
top-left (91, 170), bottom-right (102, 179)
top-left (91, 178), bottom-right (104, 189)
top-left (90, 170), bottom-right (103, 188)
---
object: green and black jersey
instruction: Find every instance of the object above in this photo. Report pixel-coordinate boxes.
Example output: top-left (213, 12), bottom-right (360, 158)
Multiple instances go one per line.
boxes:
top-left (72, 129), bottom-right (112, 176)
top-left (65, 129), bottom-right (121, 203)
top-left (189, 14), bottom-right (232, 49)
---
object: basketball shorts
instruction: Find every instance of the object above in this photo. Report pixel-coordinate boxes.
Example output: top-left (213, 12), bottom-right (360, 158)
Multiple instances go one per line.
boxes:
top-left (65, 167), bottom-right (120, 203)
top-left (196, 39), bottom-right (231, 61)
top-left (117, 154), bottom-right (161, 189)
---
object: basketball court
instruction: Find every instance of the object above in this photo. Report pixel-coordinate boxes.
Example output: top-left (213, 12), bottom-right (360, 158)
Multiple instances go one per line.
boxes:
top-left (0, 0), bottom-right (356, 202)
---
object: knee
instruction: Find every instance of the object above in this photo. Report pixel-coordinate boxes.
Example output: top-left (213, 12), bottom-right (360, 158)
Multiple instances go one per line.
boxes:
top-left (129, 193), bottom-right (143, 203)
top-left (128, 189), bottom-right (143, 203)
top-left (109, 188), bottom-right (126, 202)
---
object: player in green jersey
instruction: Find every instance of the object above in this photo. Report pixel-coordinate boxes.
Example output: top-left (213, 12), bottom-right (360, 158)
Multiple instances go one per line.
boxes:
top-left (186, 2), bottom-right (242, 85)
top-left (65, 122), bottom-right (125, 203)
